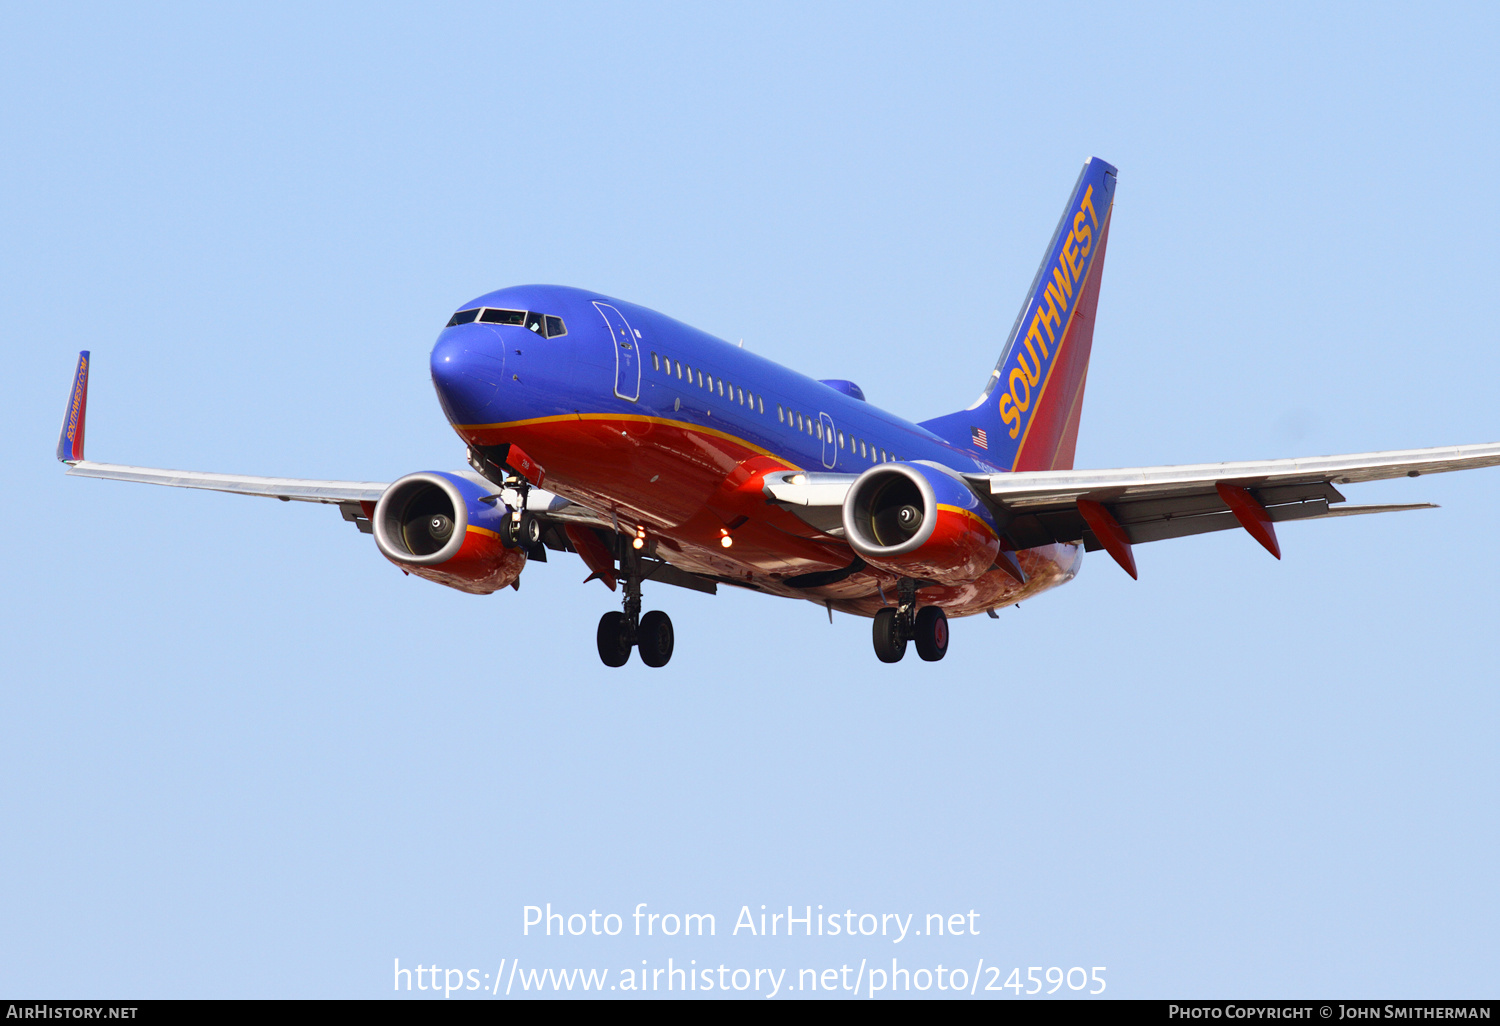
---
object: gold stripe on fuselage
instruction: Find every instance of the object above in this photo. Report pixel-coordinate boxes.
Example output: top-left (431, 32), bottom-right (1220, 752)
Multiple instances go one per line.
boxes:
top-left (935, 503), bottom-right (998, 541)
top-left (456, 412), bottom-right (805, 470)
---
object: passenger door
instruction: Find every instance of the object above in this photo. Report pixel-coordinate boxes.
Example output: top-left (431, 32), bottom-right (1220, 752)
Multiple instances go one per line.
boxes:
top-left (593, 302), bottom-right (640, 402)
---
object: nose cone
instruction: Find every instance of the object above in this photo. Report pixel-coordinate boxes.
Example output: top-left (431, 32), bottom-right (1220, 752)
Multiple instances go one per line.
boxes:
top-left (430, 333), bottom-right (505, 426)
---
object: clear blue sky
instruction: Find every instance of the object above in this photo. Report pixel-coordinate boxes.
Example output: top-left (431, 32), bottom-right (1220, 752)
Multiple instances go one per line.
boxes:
top-left (2, 2), bottom-right (1496, 999)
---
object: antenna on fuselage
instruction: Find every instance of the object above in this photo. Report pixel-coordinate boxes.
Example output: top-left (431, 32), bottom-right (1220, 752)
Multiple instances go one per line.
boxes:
top-left (738, 339), bottom-right (743, 348)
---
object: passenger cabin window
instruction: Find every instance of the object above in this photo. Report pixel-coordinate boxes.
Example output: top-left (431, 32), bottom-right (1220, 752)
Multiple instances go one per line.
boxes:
top-left (447, 307), bottom-right (567, 337)
top-left (651, 352), bottom-right (660, 371)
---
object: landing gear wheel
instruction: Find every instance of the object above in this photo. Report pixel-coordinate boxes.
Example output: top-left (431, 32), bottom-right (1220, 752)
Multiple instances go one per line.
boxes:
top-left (637, 610), bottom-right (674, 668)
top-left (596, 611), bottom-right (632, 667)
top-left (504, 512), bottom-right (541, 548)
top-left (914, 606), bottom-right (948, 662)
top-left (873, 608), bottom-right (907, 663)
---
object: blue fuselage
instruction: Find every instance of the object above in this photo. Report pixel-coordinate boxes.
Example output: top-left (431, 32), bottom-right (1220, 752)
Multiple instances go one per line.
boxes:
top-left (426, 284), bottom-right (1075, 617)
top-left (430, 284), bottom-right (997, 479)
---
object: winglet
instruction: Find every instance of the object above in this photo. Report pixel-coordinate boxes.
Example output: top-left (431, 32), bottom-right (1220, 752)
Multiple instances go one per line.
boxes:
top-left (57, 351), bottom-right (90, 464)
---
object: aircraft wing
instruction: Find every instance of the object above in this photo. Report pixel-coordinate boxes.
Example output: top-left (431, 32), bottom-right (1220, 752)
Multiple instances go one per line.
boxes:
top-left (55, 351), bottom-right (613, 537)
top-left (764, 443), bottom-right (1500, 570)
top-left (965, 444), bottom-right (1499, 553)
top-left (63, 458), bottom-right (612, 531)
top-left (65, 460), bottom-right (388, 504)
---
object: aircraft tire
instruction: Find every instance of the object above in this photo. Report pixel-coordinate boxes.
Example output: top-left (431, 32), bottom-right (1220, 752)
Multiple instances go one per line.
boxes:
top-left (637, 610), bottom-right (674, 668)
top-left (521, 512), bottom-right (542, 547)
top-left (873, 608), bottom-right (907, 663)
top-left (503, 513), bottom-right (542, 549)
top-left (597, 611), bottom-right (632, 667)
top-left (914, 606), bottom-right (948, 662)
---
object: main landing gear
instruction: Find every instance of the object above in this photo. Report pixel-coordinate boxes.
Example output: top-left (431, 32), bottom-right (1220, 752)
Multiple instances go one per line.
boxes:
top-left (595, 549), bottom-right (674, 668)
top-left (502, 510), bottom-right (541, 549)
top-left (872, 578), bottom-right (948, 663)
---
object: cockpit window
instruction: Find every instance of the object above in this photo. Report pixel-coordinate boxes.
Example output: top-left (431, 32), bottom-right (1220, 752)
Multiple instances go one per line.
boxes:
top-left (446, 307), bottom-right (567, 337)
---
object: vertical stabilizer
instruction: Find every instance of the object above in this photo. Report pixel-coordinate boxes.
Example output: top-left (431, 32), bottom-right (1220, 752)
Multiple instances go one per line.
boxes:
top-left (921, 158), bottom-right (1117, 471)
top-left (57, 351), bottom-right (90, 464)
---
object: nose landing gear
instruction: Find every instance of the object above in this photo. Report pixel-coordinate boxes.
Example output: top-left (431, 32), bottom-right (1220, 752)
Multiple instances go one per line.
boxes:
top-left (594, 544), bottom-right (674, 668)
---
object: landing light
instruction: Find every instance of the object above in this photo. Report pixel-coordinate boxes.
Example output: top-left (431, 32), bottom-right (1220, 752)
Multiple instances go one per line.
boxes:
top-left (719, 527), bottom-right (734, 549)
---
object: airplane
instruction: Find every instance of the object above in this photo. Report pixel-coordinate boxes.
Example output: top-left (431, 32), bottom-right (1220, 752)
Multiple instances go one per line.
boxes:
top-left (56, 157), bottom-right (1500, 667)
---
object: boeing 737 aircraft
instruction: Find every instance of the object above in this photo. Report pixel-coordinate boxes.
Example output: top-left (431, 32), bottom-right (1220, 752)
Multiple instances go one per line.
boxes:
top-left (56, 158), bottom-right (1500, 666)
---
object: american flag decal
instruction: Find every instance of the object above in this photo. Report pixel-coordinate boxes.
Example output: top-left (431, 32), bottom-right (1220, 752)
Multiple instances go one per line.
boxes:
top-left (970, 426), bottom-right (988, 450)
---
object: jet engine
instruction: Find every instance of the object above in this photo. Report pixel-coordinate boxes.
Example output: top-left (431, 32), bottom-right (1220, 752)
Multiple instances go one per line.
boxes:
top-left (841, 462), bottom-right (1001, 586)
top-left (372, 471), bottom-right (526, 594)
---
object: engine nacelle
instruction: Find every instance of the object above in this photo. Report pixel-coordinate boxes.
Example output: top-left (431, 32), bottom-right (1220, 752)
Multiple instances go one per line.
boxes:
top-left (841, 462), bottom-right (1001, 586)
top-left (372, 471), bottom-right (526, 594)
